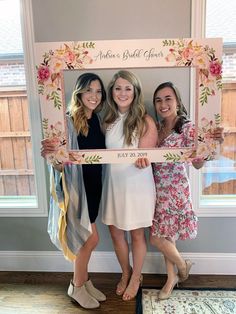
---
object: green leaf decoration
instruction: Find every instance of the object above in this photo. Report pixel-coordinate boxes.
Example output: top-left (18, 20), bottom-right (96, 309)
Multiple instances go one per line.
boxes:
top-left (42, 52), bottom-right (51, 65)
top-left (208, 47), bottom-right (216, 58)
top-left (162, 39), bottom-right (176, 46)
top-left (42, 118), bottom-right (48, 130)
top-left (38, 84), bottom-right (44, 95)
top-left (200, 86), bottom-right (211, 106)
top-left (85, 155), bottom-right (102, 164)
top-left (216, 78), bottom-right (222, 90)
top-left (48, 91), bottom-right (62, 109)
top-left (42, 118), bottom-right (49, 137)
top-left (163, 152), bottom-right (181, 162)
top-left (82, 42), bottom-right (95, 49)
top-left (214, 113), bottom-right (221, 126)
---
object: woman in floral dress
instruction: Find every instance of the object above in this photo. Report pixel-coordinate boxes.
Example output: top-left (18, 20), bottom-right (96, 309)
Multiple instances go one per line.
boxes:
top-left (148, 81), bottom-right (224, 300)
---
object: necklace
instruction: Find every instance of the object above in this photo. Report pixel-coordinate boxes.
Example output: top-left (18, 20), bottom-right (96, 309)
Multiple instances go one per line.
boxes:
top-left (160, 124), bottom-right (172, 136)
top-left (159, 121), bottom-right (175, 136)
top-left (159, 116), bottom-right (178, 141)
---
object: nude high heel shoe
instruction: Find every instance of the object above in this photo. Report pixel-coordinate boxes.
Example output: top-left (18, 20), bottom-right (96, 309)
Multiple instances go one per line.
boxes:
top-left (67, 280), bottom-right (100, 309)
top-left (158, 275), bottom-right (179, 300)
top-left (178, 259), bottom-right (194, 283)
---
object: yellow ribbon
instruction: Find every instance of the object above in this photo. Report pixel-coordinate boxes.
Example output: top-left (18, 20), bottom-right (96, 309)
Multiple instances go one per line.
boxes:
top-left (51, 170), bottom-right (76, 261)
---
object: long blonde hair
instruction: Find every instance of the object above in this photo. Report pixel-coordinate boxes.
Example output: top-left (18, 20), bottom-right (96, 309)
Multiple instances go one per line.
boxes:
top-left (68, 73), bottom-right (106, 136)
top-left (103, 70), bottom-right (146, 145)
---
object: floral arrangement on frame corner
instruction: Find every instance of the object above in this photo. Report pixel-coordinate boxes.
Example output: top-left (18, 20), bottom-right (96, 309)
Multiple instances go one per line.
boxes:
top-left (37, 42), bottom-right (97, 165)
top-left (163, 38), bottom-right (222, 162)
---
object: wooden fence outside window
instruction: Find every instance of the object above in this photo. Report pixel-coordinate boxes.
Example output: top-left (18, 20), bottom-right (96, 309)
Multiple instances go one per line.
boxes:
top-left (0, 90), bottom-right (35, 196)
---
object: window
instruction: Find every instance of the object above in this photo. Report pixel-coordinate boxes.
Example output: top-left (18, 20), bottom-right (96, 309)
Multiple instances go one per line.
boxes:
top-left (0, 0), bottom-right (47, 216)
top-left (191, 0), bottom-right (236, 216)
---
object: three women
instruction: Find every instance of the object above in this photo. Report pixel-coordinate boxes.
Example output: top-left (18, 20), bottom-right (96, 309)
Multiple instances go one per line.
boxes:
top-left (41, 73), bottom-right (223, 307)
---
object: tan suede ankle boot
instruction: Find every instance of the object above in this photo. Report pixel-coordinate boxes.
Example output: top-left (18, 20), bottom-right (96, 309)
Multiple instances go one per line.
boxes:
top-left (84, 279), bottom-right (106, 302)
top-left (67, 280), bottom-right (100, 309)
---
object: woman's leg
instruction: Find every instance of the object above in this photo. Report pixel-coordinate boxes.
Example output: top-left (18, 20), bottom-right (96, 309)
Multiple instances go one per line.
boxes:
top-left (109, 225), bottom-right (131, 295)
top-left (123, 228), bottom-right (146, 301)
top-left (158, 256), bottom-right (179, 299)
top-left (73, 223), bottom-right (99, 286)
top-left (150, 235), bottom-right (190, 299)
top-left (150, 234), bottom-right (186, 275)
top-left (68, 223), bottom-right (101, 309)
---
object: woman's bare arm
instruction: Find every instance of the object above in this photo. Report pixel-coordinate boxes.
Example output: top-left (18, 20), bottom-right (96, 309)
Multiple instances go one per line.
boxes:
top-left (138, 114), bottom-right (158, 148)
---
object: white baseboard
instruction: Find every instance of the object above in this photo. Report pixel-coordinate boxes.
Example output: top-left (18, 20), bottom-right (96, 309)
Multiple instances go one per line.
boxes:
top-left (0, 251), bottom-right (235, 275)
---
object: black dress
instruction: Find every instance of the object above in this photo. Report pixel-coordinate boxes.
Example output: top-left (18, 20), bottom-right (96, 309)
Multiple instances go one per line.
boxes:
top-left (77, 113), bottom-right (105, 223)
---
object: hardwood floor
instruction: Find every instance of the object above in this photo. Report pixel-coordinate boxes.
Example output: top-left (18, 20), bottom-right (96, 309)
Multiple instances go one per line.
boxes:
top-left (0, 272), bottom-right (236, 313)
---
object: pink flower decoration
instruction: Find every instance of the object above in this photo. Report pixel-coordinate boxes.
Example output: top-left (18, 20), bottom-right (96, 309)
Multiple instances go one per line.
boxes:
top-left (209, 60), bottom-right (222, 76)
top-left (38, 65), bottom-right (50, 81)
top-left (201, 117), bottom-right (209, 128)
top-left (181, 47), bottom-right (193, 60)
top-left (65, 51), bottom-right (76, 63)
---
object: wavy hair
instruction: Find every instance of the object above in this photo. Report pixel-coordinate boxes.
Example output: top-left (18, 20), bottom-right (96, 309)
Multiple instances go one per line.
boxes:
top-left (68, 72), bottom-right (106, 136)
top-left (103, 70), bottom-right (147, 145)
top-left (153, 81), bottom-right (189, 134)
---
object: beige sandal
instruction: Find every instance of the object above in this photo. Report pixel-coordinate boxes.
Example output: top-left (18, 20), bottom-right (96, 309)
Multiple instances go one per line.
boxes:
top-left (122, 274), bottom-right (143, 301)
top-left (116, 267), bottom-right (132, 296)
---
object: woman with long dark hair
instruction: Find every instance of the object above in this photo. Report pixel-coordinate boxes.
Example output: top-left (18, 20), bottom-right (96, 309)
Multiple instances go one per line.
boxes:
top-left (41, 73), bottom-right (106, 309)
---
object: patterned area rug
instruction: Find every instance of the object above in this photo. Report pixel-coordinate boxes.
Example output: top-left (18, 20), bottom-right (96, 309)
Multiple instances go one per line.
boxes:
top-left (136, 287), bottom-right (236, 314)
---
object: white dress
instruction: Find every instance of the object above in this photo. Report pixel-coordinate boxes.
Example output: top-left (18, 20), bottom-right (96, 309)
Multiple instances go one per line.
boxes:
top-left (101, 112), bottom-right (156, 231)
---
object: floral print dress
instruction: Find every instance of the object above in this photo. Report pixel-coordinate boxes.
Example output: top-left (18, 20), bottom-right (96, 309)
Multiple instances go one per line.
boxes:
top-left (151, 122), bottom-right (198, 240)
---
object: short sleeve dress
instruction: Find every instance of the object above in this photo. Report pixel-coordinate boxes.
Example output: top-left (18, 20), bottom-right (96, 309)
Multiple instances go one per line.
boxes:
top-left (101, 112), bottom-right (156, 231)
top-left (151, 121), bottom-right (198, 240)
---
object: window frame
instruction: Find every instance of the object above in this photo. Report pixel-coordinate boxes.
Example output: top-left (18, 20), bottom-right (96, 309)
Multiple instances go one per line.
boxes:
top-left (0, 0), bottom-right (48, 217)
top-left (190, 0), bottom-right (236, 217)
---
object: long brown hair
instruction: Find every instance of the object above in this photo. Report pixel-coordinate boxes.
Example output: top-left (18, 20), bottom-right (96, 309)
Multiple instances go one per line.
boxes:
top-left (68, 73), bottom-right (106, 136)
top-left (153, 81), bottom-right (189, 133)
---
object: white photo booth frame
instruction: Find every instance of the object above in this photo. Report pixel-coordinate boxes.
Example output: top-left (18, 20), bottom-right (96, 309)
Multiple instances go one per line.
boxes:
top-left (36, 38), bottom-right (222, 164)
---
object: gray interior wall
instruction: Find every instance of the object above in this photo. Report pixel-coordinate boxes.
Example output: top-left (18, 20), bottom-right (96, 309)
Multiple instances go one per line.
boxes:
top-left (32, 0), bottom-right (190, 42)
top-left (0, 0), bottom-right (235, 255)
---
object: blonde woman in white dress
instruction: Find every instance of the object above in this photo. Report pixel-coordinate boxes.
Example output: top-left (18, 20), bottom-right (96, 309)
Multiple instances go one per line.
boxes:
top-left (100, 70), bottom-right (158, 301)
